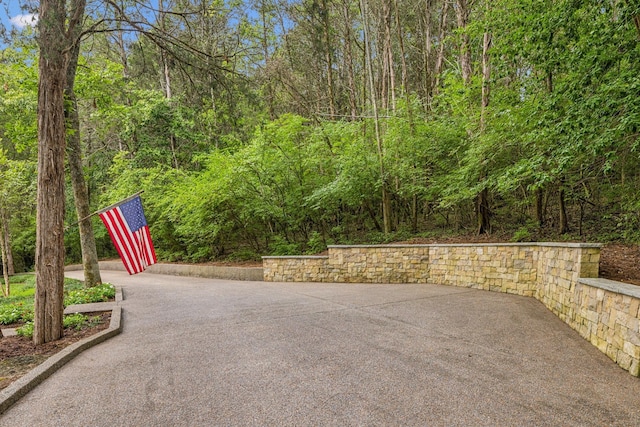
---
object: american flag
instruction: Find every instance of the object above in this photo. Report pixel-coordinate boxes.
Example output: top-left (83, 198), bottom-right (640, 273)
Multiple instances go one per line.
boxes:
top-left (99, 195), bottom-right (157, 274)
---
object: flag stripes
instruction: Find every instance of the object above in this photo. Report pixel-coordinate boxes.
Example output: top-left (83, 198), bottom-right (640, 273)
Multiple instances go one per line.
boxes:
top-left (99, 196), bottom-right (157, 275)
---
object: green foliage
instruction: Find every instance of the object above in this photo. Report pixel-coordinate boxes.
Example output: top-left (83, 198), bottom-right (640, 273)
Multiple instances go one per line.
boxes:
top-left (269, 236), bottom-right (301, 256)
top-left (0, 303), bottom-right (34, 325)
top-left (0, 277), bottom-right (35, 324)
top-left (64, 283), bottom-right (116, 306)
top-left (306, 231), bottom-right (327, 254)
top-left (16, 314), bottom-right (101, 337)
top-left (16, 322), bottom-right (33, 338)
top-left (511, 223), bottom-right (537, 243)
top-left (0, 279), bottom-right (113, 325)
top-left (0, 274), bottom-right (34, 289)
top-left (2, 0), bottom-right (640, 269)
top-left (63, 313), bottom-right (90, 330)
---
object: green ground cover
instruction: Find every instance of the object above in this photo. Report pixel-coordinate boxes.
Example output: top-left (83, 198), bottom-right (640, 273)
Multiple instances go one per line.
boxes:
top-left (0, 276), bottom-right (115, 337)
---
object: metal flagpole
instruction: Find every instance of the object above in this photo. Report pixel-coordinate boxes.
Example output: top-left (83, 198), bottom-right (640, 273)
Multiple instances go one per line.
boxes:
top-left (65, 190), bottom-right (145, 231)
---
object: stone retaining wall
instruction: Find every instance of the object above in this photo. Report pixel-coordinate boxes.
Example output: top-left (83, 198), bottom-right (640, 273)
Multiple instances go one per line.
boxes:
top-left (263, 243), bottom-right (640, 377)
top-left (572, 278), bottom-right (640, 376)
top-left (261, 256), bottom-right (331, 282)
top-left (428, 245), bottom-right (538, 296)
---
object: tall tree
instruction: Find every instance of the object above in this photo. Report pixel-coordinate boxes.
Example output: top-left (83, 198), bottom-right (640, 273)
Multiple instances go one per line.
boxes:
top-left (361, 0), bottom-right (392, 234)
top-left (0, 208), bottom-right (11, 296)
top-left (340, 0), bottom-right (358, 120)
top-left (34, 0), bottom-right (85, 345)
top-left (476, 0), bottom-right (491, 234)
top-left (455, 0), bottom-right (472, 85)
top-left (65, 25), bottom-right (103, 288)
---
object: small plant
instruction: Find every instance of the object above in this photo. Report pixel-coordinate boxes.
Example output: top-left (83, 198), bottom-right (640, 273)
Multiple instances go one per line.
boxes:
top-left (511, 227), bottom-right (532, 242)
top-left (63, 313), bottom-right (90, 330)
top-left (511, 221), bottom-right (539, 242)
top-left (64, 277), bottom-right (86, 292)
top-left (15, 314), bottom-right (102, 338)
top-left (16, 322), bottom-right (33, 338)
top-left (64, 283), bottom-right (116, 306)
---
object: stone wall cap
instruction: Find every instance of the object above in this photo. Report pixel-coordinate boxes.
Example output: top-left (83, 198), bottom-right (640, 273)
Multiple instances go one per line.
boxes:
top-left (579, 278), bottom-right (640, 299)
top-left (327, 242), bottom-right (602, 249)
top-left (328, 244), bottom-right (431, 248)
top-left (262, 256), bottom-right (329, 259)
top-left (535, 242), bottom-right (602, 248)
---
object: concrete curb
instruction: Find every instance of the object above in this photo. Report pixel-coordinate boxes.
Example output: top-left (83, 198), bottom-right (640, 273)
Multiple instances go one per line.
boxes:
top-left (0, 293), bottom-right (123, 415)
top-left (66, 262), bottom-right (264, 281)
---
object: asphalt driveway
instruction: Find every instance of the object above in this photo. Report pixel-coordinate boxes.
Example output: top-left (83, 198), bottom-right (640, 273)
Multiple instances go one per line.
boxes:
top-left (1, 271), bottom-right (639, 426)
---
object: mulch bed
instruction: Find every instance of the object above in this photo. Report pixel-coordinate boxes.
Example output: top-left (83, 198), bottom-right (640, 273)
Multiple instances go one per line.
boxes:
top-left (598, 243), bottom-right (640, 286)
top-left (0, 312), bottom-right (111, 391)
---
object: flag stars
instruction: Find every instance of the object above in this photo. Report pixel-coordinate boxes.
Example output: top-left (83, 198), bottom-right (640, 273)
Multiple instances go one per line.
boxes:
top-left (120, 197), bottom-right (148, 232)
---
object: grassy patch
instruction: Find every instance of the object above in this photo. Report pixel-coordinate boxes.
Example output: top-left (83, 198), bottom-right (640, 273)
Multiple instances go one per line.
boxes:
top-left (0, 278), bottom-right (115, 325)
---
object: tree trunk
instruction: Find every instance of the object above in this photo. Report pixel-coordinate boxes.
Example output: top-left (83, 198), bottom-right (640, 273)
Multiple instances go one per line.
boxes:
top-left (0, 210), bottom-right (9, 296)
top-left (476, 10), bottom-right (492, 235)
top-left (411, 194), bottom-right (418, 233)
top-left (115, 23), bottom-right (129, 78)
top-left (422, 0), bottom-right (432, 102)
top-left (559, 183), bottom-right (569, 234)
top-left (476, 187), bottom-right (490, 235)
top-left (1, 249), bottom-right (8, 297)
top-left (535, 187), bottom-right (545, 227)
top-left (260, 2), bottom-right (276, 120)
top-left (393, 0), bottom-right (408, 95)
top-left (0, 209), bottom-right (14, 276)
top-left (383, 0), bottom-right (396, 111)
top-left (433, 0), bottom-right (450, 95)
top-left (65, 39), bottom-right (103, 288)
top-left (455, 0), bottom-right (472, 85)
top-left (480, 30), bottom-right (491, 129)
top-left (320, 0), bottom-right (336, 117)
top-left (361, 0), bottom-right (392, 234)
top-left (35, 0), bottom-right (78, 345)
top-left (342, 0), bottom-right (358, 120)
top-left (158, 0), bottom-right (179, 168)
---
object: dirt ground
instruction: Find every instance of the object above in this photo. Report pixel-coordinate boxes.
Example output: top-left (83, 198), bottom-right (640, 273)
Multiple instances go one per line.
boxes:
top-left (0, 312), bottom-right (111, 391)
top-left (598, 243), bottom-right (640, 286)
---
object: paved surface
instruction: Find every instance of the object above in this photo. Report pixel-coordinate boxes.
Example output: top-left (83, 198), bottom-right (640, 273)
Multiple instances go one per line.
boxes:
top-left (1, 272), bottom-right (639, 426)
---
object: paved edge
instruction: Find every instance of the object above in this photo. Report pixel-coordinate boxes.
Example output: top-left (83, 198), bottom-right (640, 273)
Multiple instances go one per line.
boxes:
top-left (66, 262), bottom-right (264, 281)
top-left (0, 294), bottom-right (123, 415)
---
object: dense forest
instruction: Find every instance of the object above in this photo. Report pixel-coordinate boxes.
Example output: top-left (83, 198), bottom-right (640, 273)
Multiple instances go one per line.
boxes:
top-left (1, 0), bottom-right (639, 272)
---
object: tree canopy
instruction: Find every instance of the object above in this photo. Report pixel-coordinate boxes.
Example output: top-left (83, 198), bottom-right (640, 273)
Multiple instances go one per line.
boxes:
top-left (1, 0), bottom-right (639, 270)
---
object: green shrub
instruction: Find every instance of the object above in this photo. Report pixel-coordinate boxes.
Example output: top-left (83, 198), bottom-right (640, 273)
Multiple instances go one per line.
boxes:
top-left (306, 231), bottom-right (326, 254)
top-left (270, 236), bottom-right (301, 256)
top-left (0, 303), bottom-right (34, 325)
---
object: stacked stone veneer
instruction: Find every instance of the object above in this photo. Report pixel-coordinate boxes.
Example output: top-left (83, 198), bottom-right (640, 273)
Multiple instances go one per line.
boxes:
top-left (263, 243), bottom-right (640, 376)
